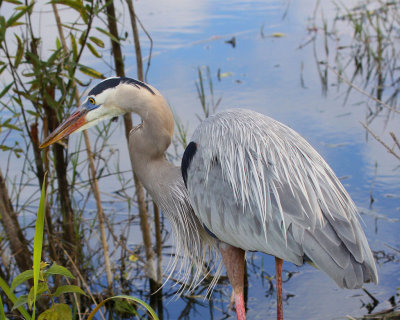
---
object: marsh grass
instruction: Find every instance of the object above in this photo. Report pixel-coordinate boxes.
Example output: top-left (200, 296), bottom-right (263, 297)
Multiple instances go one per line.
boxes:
top-left (301, 0), bottom-right (400, 163)
top-left (300, 0), bottom-right (400, 317)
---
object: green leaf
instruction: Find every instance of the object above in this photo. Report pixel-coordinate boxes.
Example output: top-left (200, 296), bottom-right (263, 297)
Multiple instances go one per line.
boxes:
top-left (0, 294), bottom-right (5, 318)
top-left (0, 17), bottom-right (5, 42)
top-left (38, 304), bottom-right (72, 320)
top-left (54, 285), bottom-right (86, 297)
top-left (11, 295), bottom-right (28, 311)
top-left (2, 121), bottom-right (22, 131)
top-left (87, 295), bottom-right (159, 320)
top-left (78, 29), bottom-right (87, 46)
top-left (11, 270), bottom-right (33, 291)
top-left (6, 3), bottom-right (32, 27)
top-left (47, 47), bottom-right (62, 65)
top-left (95, 27), bottom-right (120, 44)
top-left (14, 34), bottom-right (24, 67)
top-left (32, 173), bottom-right (47, 320)
top-left (51, 0), bottom-right (87, 24)
top-left (89, 36), bottom-right (104, 48)
top-left (79, 65), bottom-right (104, 79)
top-left (0, 294), bottom-right (6, 320)
top-left (70, 33), bottom-right (78, 60)
top-left (114, 299), bottom-right (138, 315)
top-left (4, 0), bottom-right (23, 4)
top-left (44, 263), bottom-right (75, 279)
top-left (56, 37), bottom-right (61, 50)
top-left (0, 276), bottom-right (31, 319)
top-left (50, 0), bottom-right (83, 11)
top-left (28, 282), bottom-right (49, 309)
top-left (0, 82), bottom-right (13, 99)
top-left (86, 42), bottom-right (101, 58)
top-left (0, 64), bottom-right (6, 76)
top-left (27, 110), bottom-right (39, 117)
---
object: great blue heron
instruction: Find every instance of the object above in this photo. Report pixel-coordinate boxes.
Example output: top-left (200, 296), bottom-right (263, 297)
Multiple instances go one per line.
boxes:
top-left (40, 77), bottom-right (378, 320)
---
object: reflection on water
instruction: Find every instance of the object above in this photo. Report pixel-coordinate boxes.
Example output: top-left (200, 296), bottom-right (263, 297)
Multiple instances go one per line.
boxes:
top-left (2, 0), bottom-right (399, 319)
top-left (127, 0), bottom-right (399, 319)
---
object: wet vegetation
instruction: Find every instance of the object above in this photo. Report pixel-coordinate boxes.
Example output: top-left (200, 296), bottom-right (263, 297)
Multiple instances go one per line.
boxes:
top-left (302, 1), bottom-right (400, 318)
top-left (0, 0), bottom-right (399, 319)
top-left (303, 0), bottom-right (400, 161)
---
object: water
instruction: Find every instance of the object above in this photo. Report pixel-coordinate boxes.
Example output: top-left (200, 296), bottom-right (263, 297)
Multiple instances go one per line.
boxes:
top-left (124, 1), bottom-right (399, 319)
top-left (4, 0), bottom-right (400, 319)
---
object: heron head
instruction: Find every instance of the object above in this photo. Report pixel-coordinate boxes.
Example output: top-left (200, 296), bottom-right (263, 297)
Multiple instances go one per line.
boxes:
top-left (39, 77), bottom-right (155, 148)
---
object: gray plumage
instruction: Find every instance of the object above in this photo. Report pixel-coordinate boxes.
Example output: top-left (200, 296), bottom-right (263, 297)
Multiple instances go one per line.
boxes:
top-left (186, 108), bottom-right (377, 289)
top-left (41, 78), bottom-right (378, 301)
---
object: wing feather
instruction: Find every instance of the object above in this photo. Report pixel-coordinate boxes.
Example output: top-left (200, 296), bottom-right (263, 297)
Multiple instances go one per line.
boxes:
top-left (185, 108), bottom-right (378, 289)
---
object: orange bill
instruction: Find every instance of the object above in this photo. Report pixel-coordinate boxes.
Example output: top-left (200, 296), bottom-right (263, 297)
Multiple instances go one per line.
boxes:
top-left (39, 108), bottom-right (88, 149)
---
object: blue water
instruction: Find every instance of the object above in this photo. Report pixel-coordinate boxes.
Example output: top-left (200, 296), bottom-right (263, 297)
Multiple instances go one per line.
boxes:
top-left (126, 1), bottom-right (399, 319)
top-left (3, 0), bottom-right (399, 319)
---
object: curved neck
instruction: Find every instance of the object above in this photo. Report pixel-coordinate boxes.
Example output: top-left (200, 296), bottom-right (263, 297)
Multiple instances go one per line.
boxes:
top-left (114, 83), bottom-right (174, 187)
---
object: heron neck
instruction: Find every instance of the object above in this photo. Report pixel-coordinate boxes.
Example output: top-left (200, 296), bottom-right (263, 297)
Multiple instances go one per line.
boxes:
top-left (125, 87), bottom-right (176, 193)
top-left (120, 83), bottom-right (174, 156)
top-left (129, 148), bottom-right (178, 201)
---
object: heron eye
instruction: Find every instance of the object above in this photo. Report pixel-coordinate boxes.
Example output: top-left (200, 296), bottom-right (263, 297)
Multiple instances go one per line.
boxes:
top-left (88, 97), bottom-right (95, 105)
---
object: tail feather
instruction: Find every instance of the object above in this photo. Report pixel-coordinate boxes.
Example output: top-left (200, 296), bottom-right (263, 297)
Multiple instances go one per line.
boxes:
top-left (302, 227), bottom-right (377, 289)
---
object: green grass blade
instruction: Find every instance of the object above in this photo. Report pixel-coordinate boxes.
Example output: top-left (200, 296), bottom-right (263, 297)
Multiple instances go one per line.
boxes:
top-left (0, 293), bottom-right (6, 320)
top-left (87, 295), bottom-right (159, 320)
top-left (0, 276), bottom-right (31, 320)
top-left (32, 172), bottom-right (47, 320)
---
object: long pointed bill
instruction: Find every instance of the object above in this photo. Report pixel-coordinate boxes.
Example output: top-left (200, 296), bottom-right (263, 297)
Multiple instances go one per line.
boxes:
top-left (39, 108), bottom-right (88, 149)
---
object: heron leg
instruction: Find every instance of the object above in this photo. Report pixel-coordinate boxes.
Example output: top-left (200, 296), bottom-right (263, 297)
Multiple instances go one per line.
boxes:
top-left (275, 256), bottom-right (283, 320)
top-left (219, 243), bottom-right (246, 320)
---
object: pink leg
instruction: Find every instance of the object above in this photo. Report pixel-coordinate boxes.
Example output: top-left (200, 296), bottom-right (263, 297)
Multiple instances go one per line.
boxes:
top-left (220, 243), bottom-right (246, 320)
top-left (275, 257), bottom-right (283, 320)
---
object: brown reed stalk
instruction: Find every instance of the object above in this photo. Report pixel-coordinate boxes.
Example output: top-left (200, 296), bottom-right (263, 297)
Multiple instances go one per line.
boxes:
top-left (0, 169), bottom-right (33, 274)
top-left (104, 0), bottom-right (158, 289)
top-left (51, 3), bottom-right (114, 293)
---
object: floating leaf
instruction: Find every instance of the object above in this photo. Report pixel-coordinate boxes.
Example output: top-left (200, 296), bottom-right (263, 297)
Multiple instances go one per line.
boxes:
top-left (219, 72), bottom-right (233, 79)
top-left (38, 304), bottom-right (72, 320)
top-left (54, 285), bottom-right (86, 297)
top-left (44, 263), bottom-right (75, 279)
top-left (271, 32), bottom-right (286, 38)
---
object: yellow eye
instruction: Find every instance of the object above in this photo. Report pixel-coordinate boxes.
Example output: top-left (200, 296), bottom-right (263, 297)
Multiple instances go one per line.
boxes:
top-left (88, 97), bottom-right (95, 104)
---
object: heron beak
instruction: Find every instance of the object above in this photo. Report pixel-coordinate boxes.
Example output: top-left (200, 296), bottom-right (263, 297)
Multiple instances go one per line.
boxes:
top-left (39, 108), bottom-right (88, 149)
